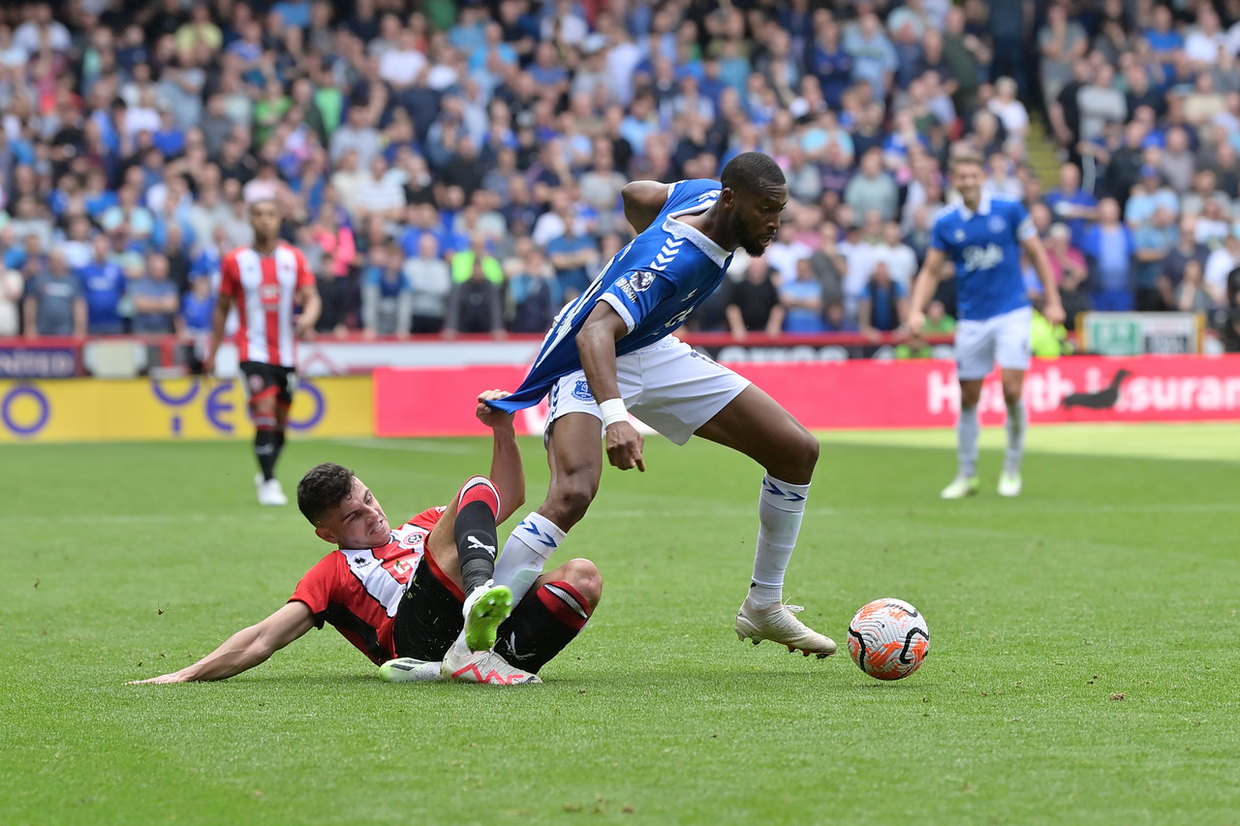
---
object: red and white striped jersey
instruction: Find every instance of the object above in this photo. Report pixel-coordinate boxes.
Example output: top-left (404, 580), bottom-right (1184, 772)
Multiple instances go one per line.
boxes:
top-left (219, 243), bottom-right (314, 367)
top-left (289, 507), bottom-right (447, 665)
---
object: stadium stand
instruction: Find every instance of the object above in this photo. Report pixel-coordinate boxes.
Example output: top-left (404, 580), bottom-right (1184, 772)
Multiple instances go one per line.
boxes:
top-left (2, 0), bottom-right (1240, 359)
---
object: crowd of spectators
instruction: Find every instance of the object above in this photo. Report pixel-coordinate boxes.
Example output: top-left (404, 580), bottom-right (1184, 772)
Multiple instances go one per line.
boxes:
top-left (1, 0), bottom-right (1239, 352)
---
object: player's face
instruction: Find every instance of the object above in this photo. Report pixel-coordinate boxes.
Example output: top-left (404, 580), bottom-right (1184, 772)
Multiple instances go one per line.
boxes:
top-left (319, 478), bottom-right (391, 549)
top-left (728, 184), bottom-right (788, 257)
top-left (250, 201), bottom-right (280, 241)
top-left (952, 162), bottom-right (985, 206)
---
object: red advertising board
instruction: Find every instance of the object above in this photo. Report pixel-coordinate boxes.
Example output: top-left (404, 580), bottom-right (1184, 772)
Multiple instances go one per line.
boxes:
top-left (373, 354), bottom-right (1240, 437)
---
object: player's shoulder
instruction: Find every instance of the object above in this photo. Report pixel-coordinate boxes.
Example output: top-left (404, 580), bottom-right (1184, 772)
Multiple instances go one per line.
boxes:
top-left (665, 178), bottom-right (722, 210)
top-left (932, 202), bottom-right (962, 228)
top-left (990, 195), bottom-right (1027, 216)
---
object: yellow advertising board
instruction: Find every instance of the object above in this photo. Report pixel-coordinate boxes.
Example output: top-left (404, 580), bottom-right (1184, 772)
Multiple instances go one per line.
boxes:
top-left (0, 376), bottom-right (373, 443)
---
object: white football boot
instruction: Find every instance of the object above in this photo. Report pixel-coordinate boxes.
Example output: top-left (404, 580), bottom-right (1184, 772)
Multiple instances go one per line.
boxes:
top-left (997, 470), bottom-right (1022, 497)
top-left (440, 648), bottom-right (541, 684)
top-left (255, 473), bottom-right (288, 506)
top-left (735, 599), bottom-right (837, 658)
top-left (378, 658), bottom-right (443, 682)
top-left (939, 475), bottom-right (980, 499)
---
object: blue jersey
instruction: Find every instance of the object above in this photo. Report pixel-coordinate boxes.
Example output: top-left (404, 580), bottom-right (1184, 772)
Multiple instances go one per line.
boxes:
top-left (931, 193), bottom-right (1035, 321)
top-left (491, 179), bottom-right (732, 412)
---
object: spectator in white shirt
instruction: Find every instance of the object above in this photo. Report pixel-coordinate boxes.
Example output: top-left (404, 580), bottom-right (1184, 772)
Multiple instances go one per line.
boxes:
top-left (765, 222), bottom-right (814, 284)
top-left (1186, 6), bottom-right (1230, 68)
top-left (378, 27), bottom-right (427, 89)
top-left (987, 77), bottom-right (1029, 145)
top-left (876, 221), bottom-right (918, 290)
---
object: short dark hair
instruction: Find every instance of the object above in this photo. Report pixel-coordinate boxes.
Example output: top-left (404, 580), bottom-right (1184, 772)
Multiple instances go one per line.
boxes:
top-left (297, 463), bottom-right (355, 525)
top-left (950, 152), bottom-right (985, 173)
top-left (720, 152), bottom-right (786, 195)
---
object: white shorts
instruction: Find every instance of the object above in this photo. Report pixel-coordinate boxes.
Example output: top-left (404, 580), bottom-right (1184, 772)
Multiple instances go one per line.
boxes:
top-left (954, 306), bottom-right (1033, 380)
top-left (546, 337), bottom-right (751, 446)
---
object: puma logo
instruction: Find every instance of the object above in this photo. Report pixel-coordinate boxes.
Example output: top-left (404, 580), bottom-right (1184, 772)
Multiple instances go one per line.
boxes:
top-left (466, 535), bottom-right (496, 557)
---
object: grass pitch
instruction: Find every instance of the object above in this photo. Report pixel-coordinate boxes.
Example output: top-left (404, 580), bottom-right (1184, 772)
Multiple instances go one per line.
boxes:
top-left (2, 424), bottom-right (1238, 825)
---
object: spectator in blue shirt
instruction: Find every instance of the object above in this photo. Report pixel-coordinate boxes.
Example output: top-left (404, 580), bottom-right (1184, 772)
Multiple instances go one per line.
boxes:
top-left (178, 275), bottom-right (215, 338)
top-left (1131, 206), bottom-right (1176, 311)
top-left (823, 300), bottom-right (860, 332)
top-left (1081, 198), bottom-right (1136, 312)
top-left (857, 260), bottom-right (906, 339)
top-left (781, 258), bottom-right (829, 334)
top-left (1044, 162), bottom-right (1098, 250)
top-left (506, 239), bottom-right (559, 334)
top-left (1124, 166), bottom-right (1181, 228)
top-left (78, 235), bottom-right (127, 335)
top-left (843, 12), bottom-right (898, 101)
top-left (808, 13), bottom-right (853, 110)
top-left (271, 0), bottom-right (312, 30)
top-left (129, 253), bottom-right (180, 334)
top-left (361, 241), bottom-right (413, 337)
top-left (545, 222), bottom-right (598, 302)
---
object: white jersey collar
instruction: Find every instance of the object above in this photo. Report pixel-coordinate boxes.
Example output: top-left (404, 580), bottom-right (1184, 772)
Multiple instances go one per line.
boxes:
top-left (663, 198), bottom-right (730, 267)
top-left (955, 192), bottom-right (993, 220)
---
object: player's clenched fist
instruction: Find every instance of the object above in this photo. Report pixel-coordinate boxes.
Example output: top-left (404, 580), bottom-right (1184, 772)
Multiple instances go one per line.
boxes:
top-left (476, 389), bottom-right (515, 430)
top-left (605, 421), bottom-right (645, 472)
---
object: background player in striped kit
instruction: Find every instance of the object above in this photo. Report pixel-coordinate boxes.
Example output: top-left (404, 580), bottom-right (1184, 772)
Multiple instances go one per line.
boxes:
top-left (907, 153), bottom-right (1066, 498)
top-left (485, 153), bottom-right (836, 660)
top-left (130, 391), bottom-right (601, 686)
top-left (205, 200), bottom-right (321, 506)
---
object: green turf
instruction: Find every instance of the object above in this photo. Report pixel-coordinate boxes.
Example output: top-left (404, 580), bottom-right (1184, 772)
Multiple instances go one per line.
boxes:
top-left (2, 425), bottom-right (1238, 825)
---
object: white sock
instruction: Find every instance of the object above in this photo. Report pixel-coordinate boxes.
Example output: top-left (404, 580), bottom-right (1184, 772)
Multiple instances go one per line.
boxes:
top-left (451, 512), bottom-right (565, 657)
top-left (957, 407), bottom-right (980, 479)
top-left (748, 475), bottom-right (810, 608)
top-left (1004, 400), bottom-right (1026, 473)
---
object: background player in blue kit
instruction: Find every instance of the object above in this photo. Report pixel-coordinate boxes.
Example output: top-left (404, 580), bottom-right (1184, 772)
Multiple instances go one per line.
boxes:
top-left (483, 152), bottom-right (836, 659)
top-left (907, 153), bottom-right (1067, 499)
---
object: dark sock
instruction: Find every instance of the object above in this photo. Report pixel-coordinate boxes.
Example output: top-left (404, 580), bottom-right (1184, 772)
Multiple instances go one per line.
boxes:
top-left (493, 581), bottom-right (591, 674)
top-left (255, 429), bottom-right (277, 481)
top-left (454, 477), bottom-right (501, 594)
top-left (272, 428), bottom-right (286, 467)
top-left (457, 502), bottom-right (499, 594)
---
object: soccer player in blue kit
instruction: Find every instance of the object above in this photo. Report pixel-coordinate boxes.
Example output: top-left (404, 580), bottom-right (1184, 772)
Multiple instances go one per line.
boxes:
top-left (907, 153), bottom-right (1066, 499)
top-left (483, 152), bottom-right (836, 658)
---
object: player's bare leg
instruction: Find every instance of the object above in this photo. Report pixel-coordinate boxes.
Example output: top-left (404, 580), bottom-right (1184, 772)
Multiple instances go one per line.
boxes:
top-left (998, 368), bottom-right (1026, 497)
top-left (942, 379), bottom-right (983, 499)
top-left (252, 392), bottom-right (286, 505)
top-left (694, 385), bottom-right (836, 657)
top-left (491, 412), bottom-right (603, 609)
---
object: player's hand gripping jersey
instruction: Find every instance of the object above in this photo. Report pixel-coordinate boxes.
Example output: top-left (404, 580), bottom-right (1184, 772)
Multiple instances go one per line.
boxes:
top-left (490, 179), bottom-right (733, 412)
top-left (930, 193), bottom-right (1036, 322)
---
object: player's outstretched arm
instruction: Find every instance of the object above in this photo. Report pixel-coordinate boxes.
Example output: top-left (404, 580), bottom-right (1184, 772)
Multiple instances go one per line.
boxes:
top-left (621, 181), bottom-right (672, 235)
top-left (476, 389), bottom-right (526, 523)
top-left (907, 247), bottom-right (946, 335)
top-left (128, 602), bottom-right (315, 684)
top-left (1020, 234), bottom-right (1067, 326)
top-left (576, 302), bottom-right (645, 472)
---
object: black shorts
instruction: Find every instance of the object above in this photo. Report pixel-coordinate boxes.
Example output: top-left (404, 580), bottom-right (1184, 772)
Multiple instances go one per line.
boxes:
top-left (240, 361), bottom-right (298, 406)
top-left (392, 558), bottom-right (575, 674)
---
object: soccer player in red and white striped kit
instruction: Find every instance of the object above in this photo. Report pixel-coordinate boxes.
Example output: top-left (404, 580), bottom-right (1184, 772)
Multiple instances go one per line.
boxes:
top-left (130, 391), bottom-right (601, 685)
top-left (206, 200), bottom-right (321, 505)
